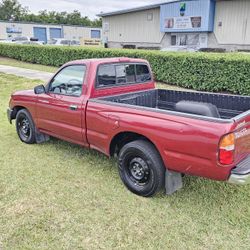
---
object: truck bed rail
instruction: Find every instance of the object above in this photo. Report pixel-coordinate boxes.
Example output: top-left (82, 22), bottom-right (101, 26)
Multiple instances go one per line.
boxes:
top-left (97, 89), bottom-right (250, 120)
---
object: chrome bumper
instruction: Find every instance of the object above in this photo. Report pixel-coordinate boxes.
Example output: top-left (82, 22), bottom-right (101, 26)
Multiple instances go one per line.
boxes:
top-left (228, 156), bottom-right (250, 185)
top-left (228, 173), bottom-right (250, 185)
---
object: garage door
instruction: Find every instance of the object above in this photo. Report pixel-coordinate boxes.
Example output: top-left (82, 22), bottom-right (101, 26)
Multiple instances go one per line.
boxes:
top-left (33, 27), bottom-right (47, 43)
top-left (49, 28), bottom-right (62, 39)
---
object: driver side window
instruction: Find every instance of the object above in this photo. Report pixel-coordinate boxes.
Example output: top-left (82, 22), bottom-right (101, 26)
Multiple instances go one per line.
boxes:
top-left (49, 65), bottom-right (86, 96)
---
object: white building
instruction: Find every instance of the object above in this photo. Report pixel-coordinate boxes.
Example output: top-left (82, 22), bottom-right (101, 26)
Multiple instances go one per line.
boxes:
top-left (98, 0), bottom-right (250, 51)
top-left (0, 20), bottom-right (102, 44)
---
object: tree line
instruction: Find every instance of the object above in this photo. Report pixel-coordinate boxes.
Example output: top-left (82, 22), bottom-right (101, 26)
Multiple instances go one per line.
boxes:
top-left (0, 0), bottom-right (102, 27)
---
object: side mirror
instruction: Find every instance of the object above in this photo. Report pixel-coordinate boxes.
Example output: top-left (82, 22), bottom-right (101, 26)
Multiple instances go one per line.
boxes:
top-left (34, 84), bottom-right (46, 94)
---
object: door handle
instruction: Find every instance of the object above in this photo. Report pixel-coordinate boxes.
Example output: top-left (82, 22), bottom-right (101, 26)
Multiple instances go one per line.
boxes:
top-left (69, 105), bottom-right (78, 111)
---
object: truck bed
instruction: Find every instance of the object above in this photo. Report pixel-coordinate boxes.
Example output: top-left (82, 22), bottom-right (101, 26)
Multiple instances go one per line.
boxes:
top-left (97, 89), bottom-right (250, 120)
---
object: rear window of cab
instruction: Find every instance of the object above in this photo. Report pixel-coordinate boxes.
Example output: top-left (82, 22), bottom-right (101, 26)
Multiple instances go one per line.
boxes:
top-left (96, 63), bottom-right (152, 88)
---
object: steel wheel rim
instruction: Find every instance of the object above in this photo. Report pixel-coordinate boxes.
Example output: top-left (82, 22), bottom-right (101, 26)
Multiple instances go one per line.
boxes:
top-left (17, 116), bottom-right (30, 139)
top-left (126, 157), bottom-right (150, 186)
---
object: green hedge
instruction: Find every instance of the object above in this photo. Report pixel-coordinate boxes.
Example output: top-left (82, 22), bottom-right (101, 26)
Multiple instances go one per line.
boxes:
top-left (0, 44), bottom-right (250, 95)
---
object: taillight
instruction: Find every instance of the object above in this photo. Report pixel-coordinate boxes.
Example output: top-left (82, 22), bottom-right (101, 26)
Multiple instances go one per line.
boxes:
top-left (219, 133), bottom-right (235, 165)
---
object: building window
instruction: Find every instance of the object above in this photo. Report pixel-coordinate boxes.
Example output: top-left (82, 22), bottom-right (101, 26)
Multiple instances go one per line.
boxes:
top-left (147, 13), bottom-right (153, 21)
top-left (91, 30), bottom-right (101, 39)
top-left (171, 35), bottom-right (177, 46)
top-left (180, 34), bottom-right (199, 46)
top-left (171, 33), bottom-right (200, 47)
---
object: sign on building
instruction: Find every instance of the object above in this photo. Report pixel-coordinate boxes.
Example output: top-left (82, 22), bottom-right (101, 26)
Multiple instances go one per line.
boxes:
top-left (80, 38), bottom-right (102, 47)
top-left (165, 16), bottom-right (201, 29)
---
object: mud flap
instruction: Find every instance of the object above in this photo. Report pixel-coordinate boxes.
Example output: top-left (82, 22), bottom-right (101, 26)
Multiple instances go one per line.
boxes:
top-left (35, 129), bottom-right (50, 144)
top-left (165, 170), bottom-right (183, 195)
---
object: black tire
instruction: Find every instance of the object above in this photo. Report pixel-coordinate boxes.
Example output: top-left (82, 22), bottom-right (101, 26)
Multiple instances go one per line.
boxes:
top-left (118, 140), bottom-right (165, 197)
top-left (16, 109), bottom-right (36, 144)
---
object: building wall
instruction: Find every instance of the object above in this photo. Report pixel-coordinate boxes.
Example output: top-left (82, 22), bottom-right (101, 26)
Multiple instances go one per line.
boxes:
top-left (0, 21), bottom-right (102, 42)
top-left (0, 22), bottom-right (61, 40)
top-left (100, 0), bottom-right (250, 51)
top-left (214, 0), bottom-right (250, 45)
top-left (102, 8), bottom-right (164, 46)
top-left (63, 26), bottom-right (102, 41)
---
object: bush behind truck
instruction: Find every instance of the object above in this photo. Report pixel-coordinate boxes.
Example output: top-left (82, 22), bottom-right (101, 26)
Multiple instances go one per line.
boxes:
top-left (0, 43), bottom-right (250, 95)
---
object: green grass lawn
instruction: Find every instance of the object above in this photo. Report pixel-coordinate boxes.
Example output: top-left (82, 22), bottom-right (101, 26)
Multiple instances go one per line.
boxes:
top-left (0, 73), bottom-right (250, 249)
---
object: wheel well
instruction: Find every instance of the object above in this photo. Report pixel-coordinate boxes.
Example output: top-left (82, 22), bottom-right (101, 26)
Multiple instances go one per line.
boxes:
top-left (110, 132), bottom-right (157, 157)
top-left (11, 106), bottom-right (26, 120)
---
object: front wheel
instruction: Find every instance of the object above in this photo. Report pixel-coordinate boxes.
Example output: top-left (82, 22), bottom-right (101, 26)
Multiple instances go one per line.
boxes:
top-left (118, 140), bottom-right (165, 197)
top-left (16, 109), bottom-right (36, 144)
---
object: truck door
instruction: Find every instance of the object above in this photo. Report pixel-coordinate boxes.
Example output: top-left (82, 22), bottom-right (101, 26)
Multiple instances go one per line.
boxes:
top-left (36, 64), bottom-right (88, 146)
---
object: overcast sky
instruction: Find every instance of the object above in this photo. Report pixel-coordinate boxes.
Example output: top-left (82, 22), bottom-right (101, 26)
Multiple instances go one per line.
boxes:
top-left (18, 0), bottom-right (168, 20)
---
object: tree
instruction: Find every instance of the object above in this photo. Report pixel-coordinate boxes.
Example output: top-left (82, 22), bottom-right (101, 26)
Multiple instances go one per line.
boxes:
top-left (0, 0), bottom-right (27, 21)
top-left (0, 0), bottom-right (102, 27)
top-left (92, 18), bottom-right (102, 28)
top-left (21, 10), bottom-right (102, 27)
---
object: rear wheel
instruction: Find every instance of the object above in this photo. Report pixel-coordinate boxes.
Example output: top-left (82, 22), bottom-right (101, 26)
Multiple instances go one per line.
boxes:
top-left (16, 109), bottom-right (36, 144)
top-left (118, 140), bottom-right (165, 197)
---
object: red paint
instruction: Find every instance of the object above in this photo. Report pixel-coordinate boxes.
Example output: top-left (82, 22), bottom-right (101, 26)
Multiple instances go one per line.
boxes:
top-left (9, 58), bottom-right (250, 182)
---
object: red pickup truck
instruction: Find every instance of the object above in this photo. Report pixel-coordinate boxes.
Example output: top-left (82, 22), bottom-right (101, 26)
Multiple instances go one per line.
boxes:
top-left (7, 57), bottom-right (250, 197)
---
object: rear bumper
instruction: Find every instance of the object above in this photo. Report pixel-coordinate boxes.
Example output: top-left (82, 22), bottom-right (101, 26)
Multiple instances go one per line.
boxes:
top-left (7, 108), bottom-right (13, 124)
top-left (228, 156), bottom-right (250, 185)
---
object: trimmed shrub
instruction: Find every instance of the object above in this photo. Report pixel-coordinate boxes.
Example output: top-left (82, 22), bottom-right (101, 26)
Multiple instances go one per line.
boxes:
top-left (0, 44), bottom-right (250, 95)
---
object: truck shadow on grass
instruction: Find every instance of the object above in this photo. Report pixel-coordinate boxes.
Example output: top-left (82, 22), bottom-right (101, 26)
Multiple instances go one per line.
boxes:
top-left (43, 137), bottom-right (249, 205)
top-left (4, 131), bottom-right (250, 244)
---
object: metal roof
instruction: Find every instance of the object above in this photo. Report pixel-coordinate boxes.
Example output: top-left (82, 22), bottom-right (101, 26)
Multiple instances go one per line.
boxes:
top-left (97, 0), bottom-right (181, 17)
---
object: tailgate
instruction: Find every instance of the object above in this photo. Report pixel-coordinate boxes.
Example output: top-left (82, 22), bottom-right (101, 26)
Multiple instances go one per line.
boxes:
top-left (233, 112), bottom-right (250, 163)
